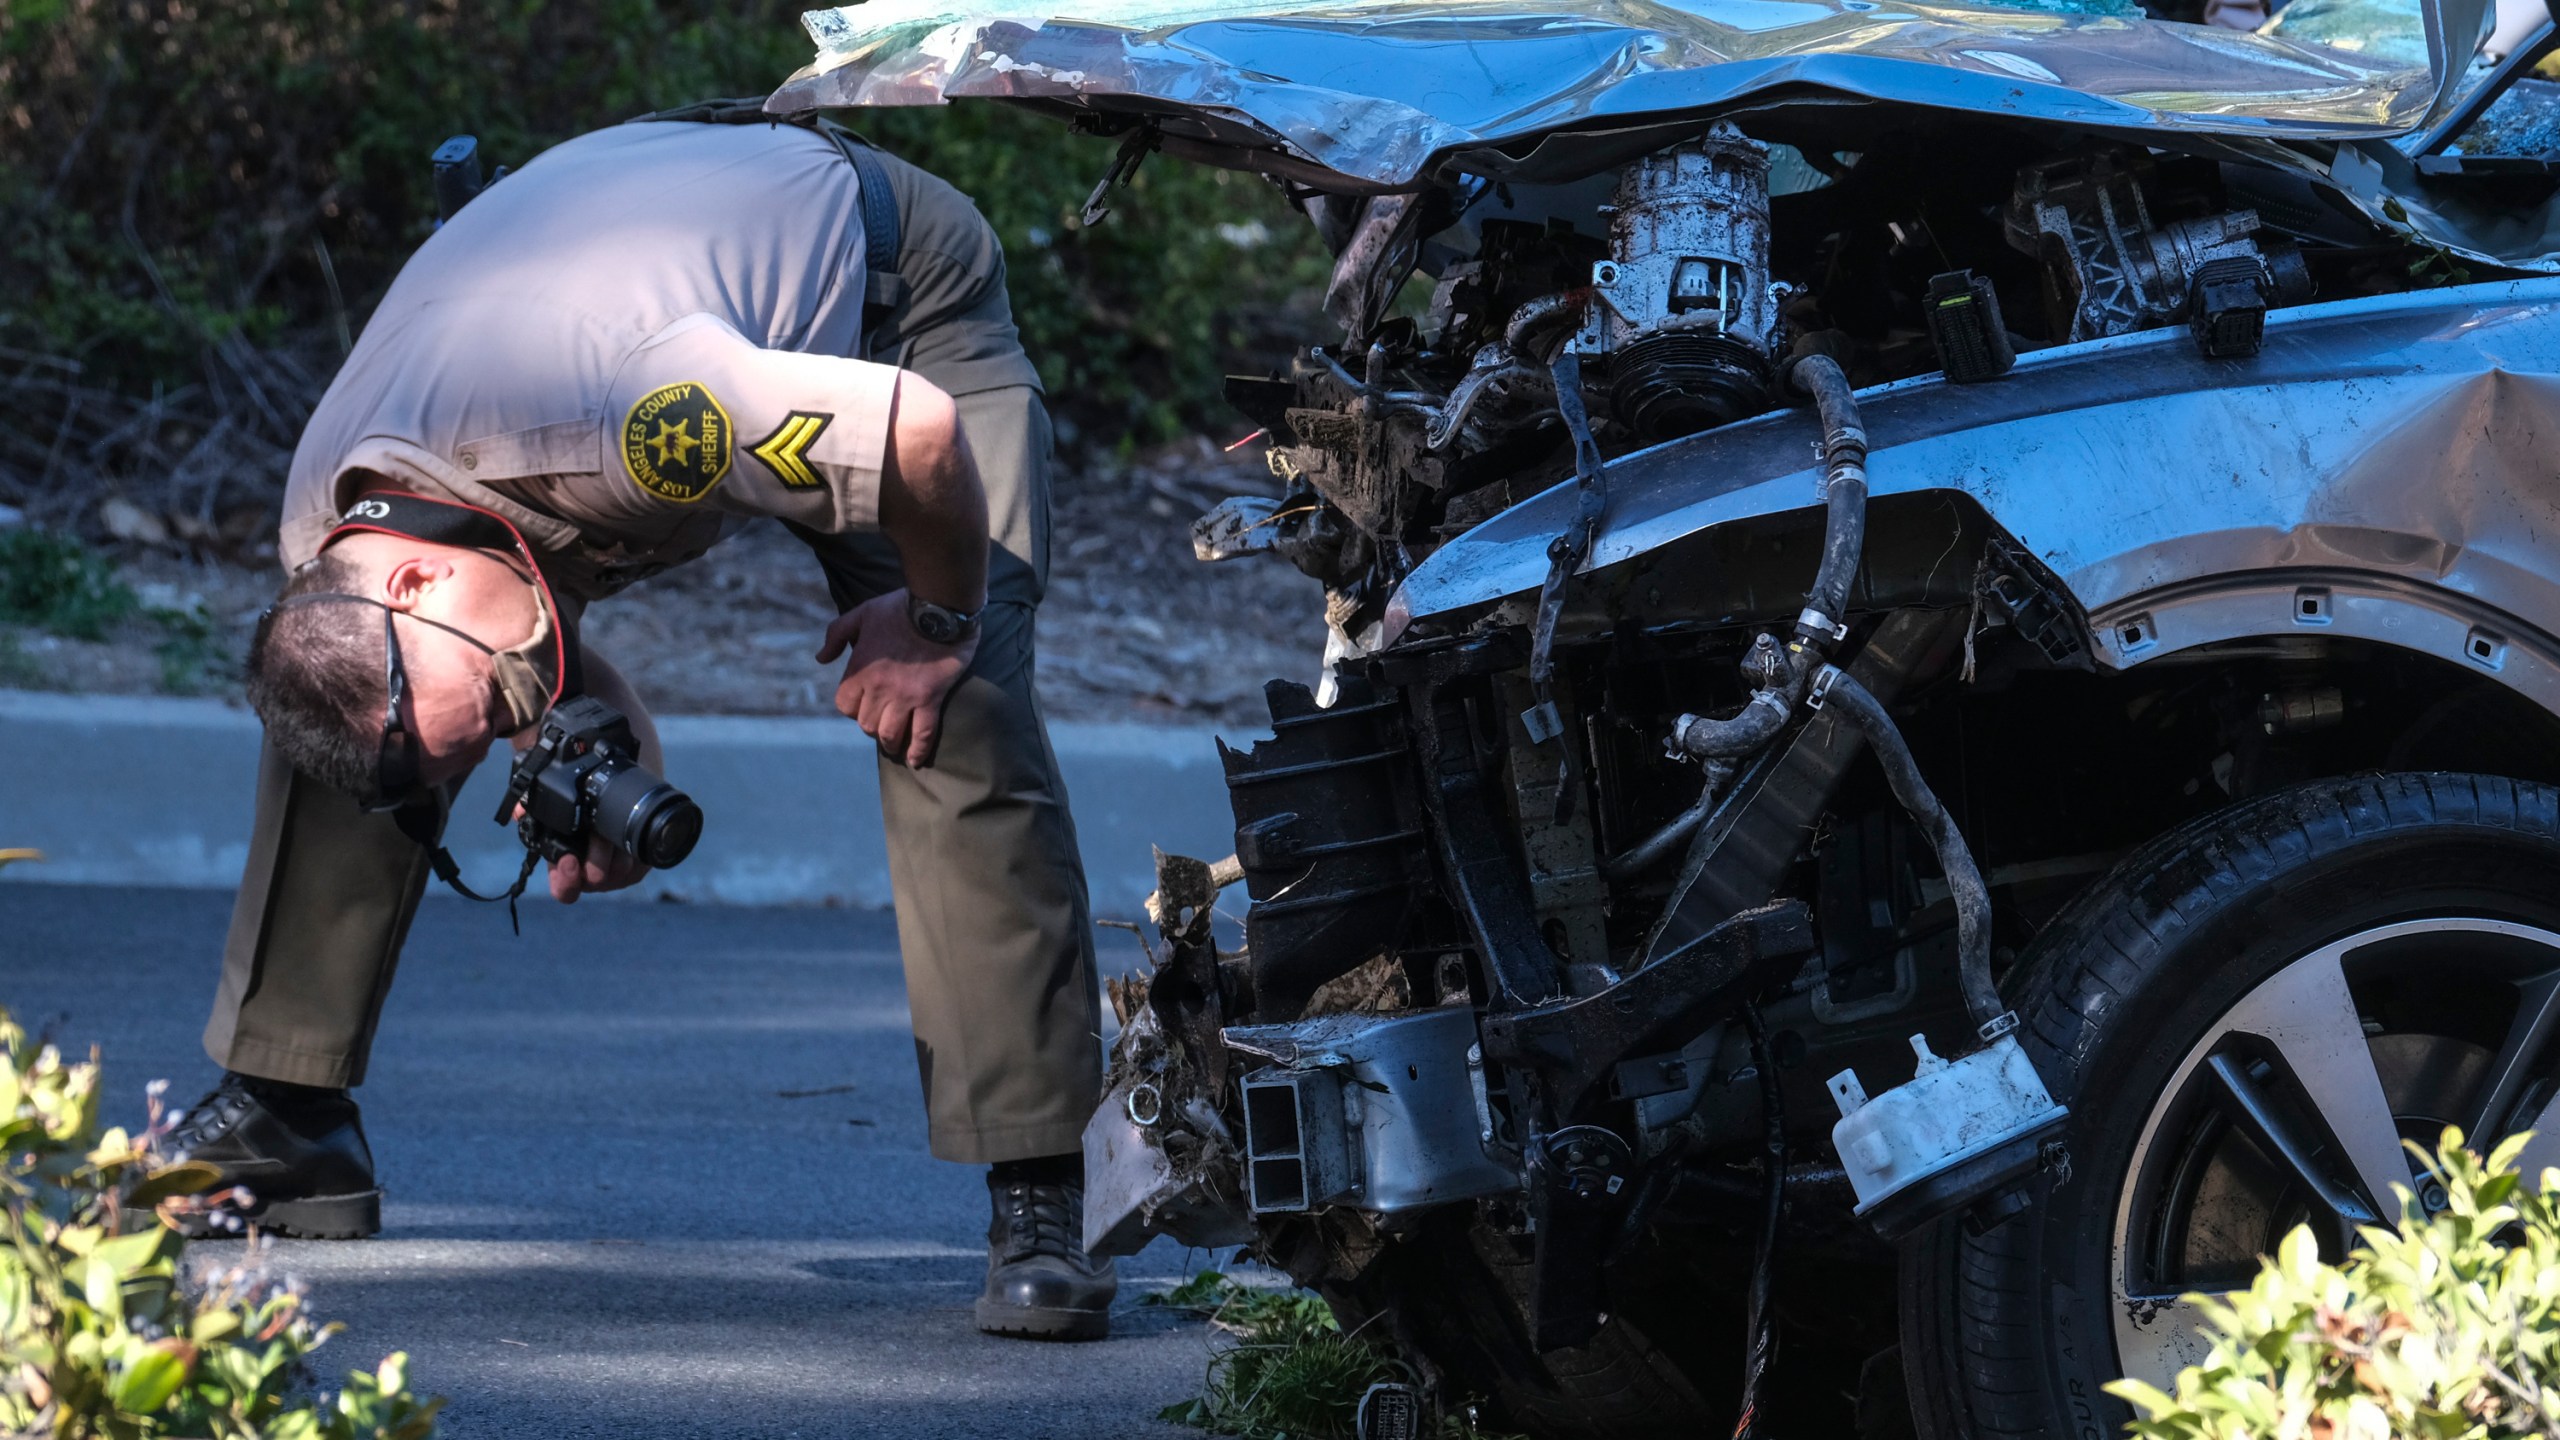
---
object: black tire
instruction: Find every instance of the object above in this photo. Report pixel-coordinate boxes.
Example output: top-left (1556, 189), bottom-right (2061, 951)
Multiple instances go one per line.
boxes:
top-left (1900, 773), bottom-right (2560, 1440)
top-left (1347, 1210), bottom-right (1719, 1439)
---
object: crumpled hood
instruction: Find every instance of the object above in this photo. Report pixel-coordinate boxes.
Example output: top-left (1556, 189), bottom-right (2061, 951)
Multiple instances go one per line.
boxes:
top-left (773, 0), bottom-right (2480, 189)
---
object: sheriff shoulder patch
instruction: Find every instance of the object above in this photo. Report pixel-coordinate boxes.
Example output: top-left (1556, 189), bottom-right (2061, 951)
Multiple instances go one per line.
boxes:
top-left (749, 411), bottom-right (834, 491)
top-left (622, 381), bottom-right (733, 503)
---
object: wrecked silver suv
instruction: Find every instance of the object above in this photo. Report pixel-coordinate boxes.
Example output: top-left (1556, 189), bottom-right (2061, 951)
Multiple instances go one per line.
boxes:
top-left (785, 2), bottom-right (2560, 1434)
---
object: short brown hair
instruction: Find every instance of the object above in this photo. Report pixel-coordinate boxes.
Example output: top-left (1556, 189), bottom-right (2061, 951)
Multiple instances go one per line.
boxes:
top-left (244, 552), bottom-right (386, 801)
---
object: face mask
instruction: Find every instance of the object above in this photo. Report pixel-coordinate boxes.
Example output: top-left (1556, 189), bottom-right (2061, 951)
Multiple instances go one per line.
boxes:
top-left (484, 591), bottom-right (557, 735)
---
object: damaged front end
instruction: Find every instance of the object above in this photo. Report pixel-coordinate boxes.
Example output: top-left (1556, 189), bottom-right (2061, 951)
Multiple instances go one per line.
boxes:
top-left (794, 0), bottom-right (2560, 1430)
top-left (1066, 119), bottom-right (2560, 1438)
top-left (1088, 375), bottom-right (2073, 1356)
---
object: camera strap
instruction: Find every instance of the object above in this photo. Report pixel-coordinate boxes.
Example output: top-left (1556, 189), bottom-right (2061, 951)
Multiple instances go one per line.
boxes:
top-left (390, 793), bottom-right (541, 932)
top-left (429, 844), bottom-right (540, 935)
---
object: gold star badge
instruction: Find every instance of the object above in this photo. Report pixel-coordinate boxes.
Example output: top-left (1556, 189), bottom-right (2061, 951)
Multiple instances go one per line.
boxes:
top-left (648, 418), bottom-right (701, 468)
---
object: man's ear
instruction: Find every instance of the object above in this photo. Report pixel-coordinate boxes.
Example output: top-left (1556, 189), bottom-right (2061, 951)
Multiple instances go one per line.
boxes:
top-left (380, 554), bottom-right (458, 610)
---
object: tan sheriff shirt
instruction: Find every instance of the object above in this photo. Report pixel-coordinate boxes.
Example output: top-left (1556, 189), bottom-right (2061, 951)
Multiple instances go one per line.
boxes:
top-left (281, 120), bottom-right (994, 600)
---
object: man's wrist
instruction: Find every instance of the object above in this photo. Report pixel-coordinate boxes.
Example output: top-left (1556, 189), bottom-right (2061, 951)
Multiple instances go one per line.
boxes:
top-left (905, 593), bottom-right (983, 646)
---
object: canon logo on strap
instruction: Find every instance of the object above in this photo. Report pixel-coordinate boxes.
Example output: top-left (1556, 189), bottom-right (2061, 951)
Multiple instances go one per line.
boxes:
top-left (347, 498), bottom-right (395, 521)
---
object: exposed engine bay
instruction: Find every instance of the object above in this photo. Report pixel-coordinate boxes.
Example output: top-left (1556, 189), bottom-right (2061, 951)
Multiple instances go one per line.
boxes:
top-left (1078, 109), bottom-right (2532, 1436)
top-left (1208, 123), bottom-right (2375, 658)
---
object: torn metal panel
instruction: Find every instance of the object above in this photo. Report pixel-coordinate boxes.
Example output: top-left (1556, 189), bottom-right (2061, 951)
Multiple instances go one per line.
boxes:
top-left (1085, 847), bottom-right (1262, 1256)
top-left (2327, 125), bottom-right (2560, 271)
top-left (1388, 275), bottom-right (2560, 715)
top-left (770, 0), bottom-right (2560, 268)
top-left (1084, 977), bottom-right (1258, 1255)
top-left (774, 0), bottom-right (2466, 193)
top-left (1085, 1065), bottom-right (1259, 1253)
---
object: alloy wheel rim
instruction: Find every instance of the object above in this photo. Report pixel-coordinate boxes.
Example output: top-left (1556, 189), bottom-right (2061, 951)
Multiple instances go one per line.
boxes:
top-left (2110, 916), bottom-right (2560, 1387)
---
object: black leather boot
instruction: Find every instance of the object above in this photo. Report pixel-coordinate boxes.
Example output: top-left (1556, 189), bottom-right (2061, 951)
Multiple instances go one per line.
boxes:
top-left (166, 1073), bottom-right (381, 1239)
top-left (977, 1160), bottom-right (1116, 1341)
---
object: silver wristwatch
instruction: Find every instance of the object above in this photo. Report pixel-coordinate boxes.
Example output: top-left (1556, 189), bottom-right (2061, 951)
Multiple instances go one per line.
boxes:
top-left (907, 594), bottom-right (983, 645)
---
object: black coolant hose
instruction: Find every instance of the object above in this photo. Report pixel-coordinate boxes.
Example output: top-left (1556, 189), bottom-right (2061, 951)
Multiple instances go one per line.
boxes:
top-left (1816, 666), bottom-right (2011, 1040)
top-left (1672, 353), bottom-right (1870, 761)
top-left (1670, 689), bottom-right (1794, 760)
top-left (1602, 758), bottom-right (1736, 883)
top-left (1786, 352), bottom-right (1870, 645)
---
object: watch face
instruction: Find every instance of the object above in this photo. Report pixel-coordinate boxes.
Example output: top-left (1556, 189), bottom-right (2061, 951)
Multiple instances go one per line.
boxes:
top-left (913, 605), bottom-right (960, 644)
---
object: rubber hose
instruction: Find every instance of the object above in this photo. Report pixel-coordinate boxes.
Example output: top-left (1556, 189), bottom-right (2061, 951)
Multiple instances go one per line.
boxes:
top-left (1672, 689), bottom-right (1793, 760)
top-left (1784, 354), bottom-right (1869, 647)
top-left (1819, 668), bottom-right (2004, 1034)
top-left (1601, 759), bottom-right (1734, 882)
top-left (1671, 357), bottom-right (1870, 765)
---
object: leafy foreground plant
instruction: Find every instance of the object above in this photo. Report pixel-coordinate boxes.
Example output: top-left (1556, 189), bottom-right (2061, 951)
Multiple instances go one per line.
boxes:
top-left (2111, 1127), bottom-right (2560, 1440)
top-left (1153, 1271), bottom-right (1517, 1440)
top-left (0, 1008), bottom-right (441, 1438)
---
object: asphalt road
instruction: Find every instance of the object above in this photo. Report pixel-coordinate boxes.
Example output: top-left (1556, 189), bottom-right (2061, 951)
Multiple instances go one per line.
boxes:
top-left (0, 883), bottom-right (1216, 1438)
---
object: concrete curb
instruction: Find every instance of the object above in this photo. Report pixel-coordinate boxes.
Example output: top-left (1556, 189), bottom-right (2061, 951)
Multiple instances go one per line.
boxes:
top-left (0, 689), bottom-right (1243, 913)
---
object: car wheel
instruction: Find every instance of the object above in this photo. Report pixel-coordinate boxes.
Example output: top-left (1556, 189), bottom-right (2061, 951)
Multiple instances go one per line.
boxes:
top-left (1899, 772), bottom-right (2560, 1440)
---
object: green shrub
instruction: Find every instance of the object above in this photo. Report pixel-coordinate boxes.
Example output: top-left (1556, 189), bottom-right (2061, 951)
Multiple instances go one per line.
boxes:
top-left (2110, 1127), bottom-right (2560, 1440)
top-left (1152, 1271), bottom-right (1518, 1440)
top-left (0, 1008), bottom-right (442, 1437)
top-left (0, 527), bottom-right (244, 691)
top-left (0, 528), bottom-right (137, 640)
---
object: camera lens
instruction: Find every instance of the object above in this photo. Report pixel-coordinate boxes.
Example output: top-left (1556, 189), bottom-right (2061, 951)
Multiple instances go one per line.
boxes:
top-left (633, 789), bottom-right (704, 868)
top-left (591, 762), bottom-right (703, 869)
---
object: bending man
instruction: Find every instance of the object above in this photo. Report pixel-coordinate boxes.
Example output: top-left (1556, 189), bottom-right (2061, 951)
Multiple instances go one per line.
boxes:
top-left (173, 109), bottom-right (1116, 1342)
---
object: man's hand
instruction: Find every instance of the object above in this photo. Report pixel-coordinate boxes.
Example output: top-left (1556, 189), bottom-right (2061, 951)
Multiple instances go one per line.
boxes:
top-left (529, 645), bottom-right (660, 903)
top-left (550, 834), bottom-right (651, 904)
top-left (817, 588), bottom-right (977, 768)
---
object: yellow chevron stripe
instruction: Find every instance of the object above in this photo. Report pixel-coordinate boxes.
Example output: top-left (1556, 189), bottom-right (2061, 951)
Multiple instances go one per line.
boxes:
top-left (750, 411), bottom-right (832, 491)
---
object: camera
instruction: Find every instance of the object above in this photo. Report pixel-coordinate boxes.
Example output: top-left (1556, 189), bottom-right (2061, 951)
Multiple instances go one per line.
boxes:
top-left (498, 696), bottom-right (702, 870)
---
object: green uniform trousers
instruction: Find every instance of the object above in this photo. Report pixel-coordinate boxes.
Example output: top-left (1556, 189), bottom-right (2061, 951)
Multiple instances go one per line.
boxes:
top-left (202, 382), bottom-right (1104, 1166)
